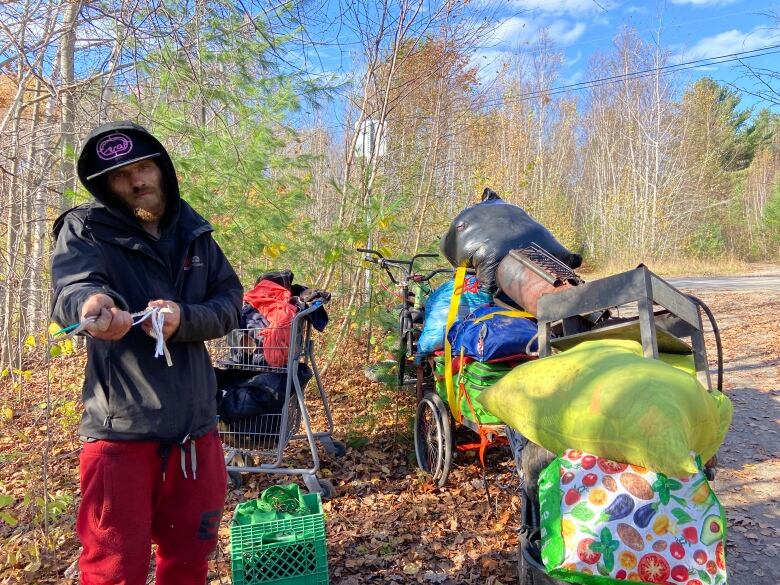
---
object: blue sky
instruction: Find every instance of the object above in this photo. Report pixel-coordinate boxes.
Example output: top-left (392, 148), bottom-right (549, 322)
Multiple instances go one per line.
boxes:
top-left (474, 0), bottom-right (780, 110)
top-left (300, 0), bottom-right (780, 116)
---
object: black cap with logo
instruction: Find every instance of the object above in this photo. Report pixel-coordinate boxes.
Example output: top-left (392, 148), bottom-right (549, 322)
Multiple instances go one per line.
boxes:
top-left (79, 122), bottom-right (163, 181)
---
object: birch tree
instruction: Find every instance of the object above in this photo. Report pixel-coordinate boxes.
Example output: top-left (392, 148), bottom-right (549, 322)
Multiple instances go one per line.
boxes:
top-left (577, 29), bottom-right (685, 260)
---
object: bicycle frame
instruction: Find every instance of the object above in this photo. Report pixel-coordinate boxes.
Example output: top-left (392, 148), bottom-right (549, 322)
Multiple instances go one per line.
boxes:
top-left (357, 247), bottom-right (452, 389)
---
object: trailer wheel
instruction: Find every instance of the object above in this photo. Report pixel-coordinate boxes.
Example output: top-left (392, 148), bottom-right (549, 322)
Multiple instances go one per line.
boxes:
top-left (414, 392), bottom-right (453, 486)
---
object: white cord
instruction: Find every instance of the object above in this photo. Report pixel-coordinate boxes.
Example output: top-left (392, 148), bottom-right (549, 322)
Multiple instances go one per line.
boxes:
top-left (132, 307), bottom-right (173, 366)
top-left (525, 332), bottom-right (539, 356)
top-left (51, 307), bottom-right (173, 366)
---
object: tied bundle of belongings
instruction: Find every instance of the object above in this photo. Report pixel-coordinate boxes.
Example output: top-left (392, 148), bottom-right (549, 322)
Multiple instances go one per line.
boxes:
top-left (433, 269), bottom-right (538, 427)
top-left (538, 449), bottom-right (728, 585)
top-left (440, 188), bottom-right (581, 294)
top-left (427, 188), bottom-right (576, 430)
top-left (228, 270), bottom-right (330, 368)
top-left (440, 306), bottom-right (538, 425)
top-left (233, 483), bottom-right (310, 526)
top-left (477, 339), bottom-right (732, 477)
top-left (447, 305), bottom-right (538, 361)
top-left (416, 275), bottom-right (493, 356)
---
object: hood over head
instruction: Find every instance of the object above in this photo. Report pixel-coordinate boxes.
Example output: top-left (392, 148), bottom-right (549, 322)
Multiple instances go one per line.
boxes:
top-left (77, 121), bottom-right (181, 229)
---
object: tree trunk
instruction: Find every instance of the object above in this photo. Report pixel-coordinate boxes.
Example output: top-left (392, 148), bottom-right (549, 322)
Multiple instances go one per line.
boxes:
top-left (58, 0), bottom-right (83, 211)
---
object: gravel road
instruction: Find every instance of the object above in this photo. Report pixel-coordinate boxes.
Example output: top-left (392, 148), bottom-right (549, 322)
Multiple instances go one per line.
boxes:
top-left (669, 276), bottom-right (779, 585)
top-left (668, 274), bottom-right (780, 291)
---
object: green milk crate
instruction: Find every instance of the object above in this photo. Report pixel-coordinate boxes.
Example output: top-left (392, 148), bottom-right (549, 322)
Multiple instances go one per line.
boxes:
top-left (230, 492), bottom-right (329, 585)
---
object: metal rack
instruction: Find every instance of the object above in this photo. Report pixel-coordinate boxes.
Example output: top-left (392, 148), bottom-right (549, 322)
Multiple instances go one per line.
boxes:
top-left (536, 264), bottom-right (713, 389)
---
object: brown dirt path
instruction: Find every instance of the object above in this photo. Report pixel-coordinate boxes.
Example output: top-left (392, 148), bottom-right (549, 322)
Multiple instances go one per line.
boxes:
top-left (674, 289), bottom-right (780, 585)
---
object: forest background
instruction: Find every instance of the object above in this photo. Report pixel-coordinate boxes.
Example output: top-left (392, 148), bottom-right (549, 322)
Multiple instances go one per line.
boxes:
top-left (2, 0), bottom-right (780, 371)
top-left (0, 0), bottom-right (779, 579)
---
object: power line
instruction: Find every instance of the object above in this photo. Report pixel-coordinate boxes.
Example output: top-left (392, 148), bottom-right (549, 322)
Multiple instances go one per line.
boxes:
top-left (298, 42), bottom-right (780, 133)
top-left (479, 44), bottom-right (780, 108)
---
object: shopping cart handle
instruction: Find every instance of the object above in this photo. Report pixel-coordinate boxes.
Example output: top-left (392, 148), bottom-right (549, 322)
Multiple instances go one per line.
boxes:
top-left (294, 299), bottom-right (326, 320)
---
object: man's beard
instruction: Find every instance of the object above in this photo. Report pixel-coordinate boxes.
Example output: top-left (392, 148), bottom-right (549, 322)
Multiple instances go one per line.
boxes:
top-left (133, 202), bottom-right (165, 222)
top-left (131, 191), bottom-right (166, 222)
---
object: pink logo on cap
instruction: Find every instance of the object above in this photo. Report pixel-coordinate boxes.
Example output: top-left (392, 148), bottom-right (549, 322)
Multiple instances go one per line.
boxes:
top-left (96, 132), bottom-right (133, 160)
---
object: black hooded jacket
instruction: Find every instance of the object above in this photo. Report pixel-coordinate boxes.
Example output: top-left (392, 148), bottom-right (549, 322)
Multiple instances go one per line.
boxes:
top-left (51, 121), bottom-right (242, 442)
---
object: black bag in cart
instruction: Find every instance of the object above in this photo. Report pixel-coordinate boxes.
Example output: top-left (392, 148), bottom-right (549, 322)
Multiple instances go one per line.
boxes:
top-left (215, 364), bottom-right (314, 422)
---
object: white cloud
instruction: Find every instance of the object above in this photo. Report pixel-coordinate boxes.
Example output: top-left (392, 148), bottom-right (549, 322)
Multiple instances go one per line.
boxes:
top-left (566, 50), bottom-right (584, 67)
top-left (548, 20), bottom-right (588, 45)
top-left (509, 0), bottom-right (610, 16)
top-left (559, 69), bottom-right (585, 87)
top-left (682, 26), bottom-right (779, 61)
top-left (488, 16), bottom-right (587, 49)
top-left (624, 5), bottom-right (649, 13)
top-left (490, 16), bottom-right (538, 47)
top-left (669, 0), bottom-right (738, 5)
top-left (469, 48), bottom-right (516, 84)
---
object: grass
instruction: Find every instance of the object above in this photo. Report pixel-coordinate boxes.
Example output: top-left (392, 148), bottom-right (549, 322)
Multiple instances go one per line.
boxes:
top-left (577, 256), bottom-right (762, 280)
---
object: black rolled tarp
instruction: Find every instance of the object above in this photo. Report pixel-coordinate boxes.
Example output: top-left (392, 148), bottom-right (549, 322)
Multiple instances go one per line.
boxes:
top-left (440, 188), bottom-right (581, 292)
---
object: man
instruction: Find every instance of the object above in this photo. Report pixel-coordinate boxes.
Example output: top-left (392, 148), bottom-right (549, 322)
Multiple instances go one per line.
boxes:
top-left (51, 121), bottom-right (243, 585)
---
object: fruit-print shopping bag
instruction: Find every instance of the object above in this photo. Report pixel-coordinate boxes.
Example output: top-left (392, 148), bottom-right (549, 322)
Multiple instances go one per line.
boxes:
top-left (538, 448), bottom-right (727, 585)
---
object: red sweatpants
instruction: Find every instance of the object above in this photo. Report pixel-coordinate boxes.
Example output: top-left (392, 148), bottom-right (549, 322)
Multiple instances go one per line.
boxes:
top-left (76, 429), bottom-right (227, 585)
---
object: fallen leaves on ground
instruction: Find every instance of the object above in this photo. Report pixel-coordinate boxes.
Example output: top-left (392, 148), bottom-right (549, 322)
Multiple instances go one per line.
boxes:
top-left (1, 288), bottom-right (778, 584)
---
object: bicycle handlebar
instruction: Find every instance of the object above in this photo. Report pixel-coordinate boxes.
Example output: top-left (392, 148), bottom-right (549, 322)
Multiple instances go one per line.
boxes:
top-left (357, 247), bottom-right (449, 285)
top-left (413, 267), bottom-right (454, 282)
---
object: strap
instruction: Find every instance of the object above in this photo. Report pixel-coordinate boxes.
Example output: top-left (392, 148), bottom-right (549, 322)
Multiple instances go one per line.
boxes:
top-left (444, 266), bottom-right (467, 423)
top-left (453, 346), bottom-right (467, 422)
top-left (473, 309), bottom-right (534, 324)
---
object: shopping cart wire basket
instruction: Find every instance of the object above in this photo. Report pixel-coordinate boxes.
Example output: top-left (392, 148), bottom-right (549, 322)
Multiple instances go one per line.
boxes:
top-left (212, 299), bottom-right (346, 497)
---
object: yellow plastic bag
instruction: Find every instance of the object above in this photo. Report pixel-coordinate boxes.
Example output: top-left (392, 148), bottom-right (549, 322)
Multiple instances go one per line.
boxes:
top-left (658, 352), bottom-right (696, 376)
top-left (478, 339), bottom-right (732, 476)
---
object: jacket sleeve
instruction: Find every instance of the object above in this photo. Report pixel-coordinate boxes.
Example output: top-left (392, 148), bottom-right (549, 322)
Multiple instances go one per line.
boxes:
top-left (171, 235), bottom-right (242, 343)
top-left (50, 214), bottom-right (128, 327)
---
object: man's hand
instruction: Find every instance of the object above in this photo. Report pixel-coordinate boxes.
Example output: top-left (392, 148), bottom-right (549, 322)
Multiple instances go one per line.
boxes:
top-left (81, 293), bottom-right (132, 340)
top-left (142, 300), bottom-right (181, 341)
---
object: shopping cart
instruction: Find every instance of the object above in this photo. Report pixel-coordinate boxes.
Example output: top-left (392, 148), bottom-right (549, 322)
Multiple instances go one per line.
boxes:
top-left (211, 299), bottom-right (345, 498)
